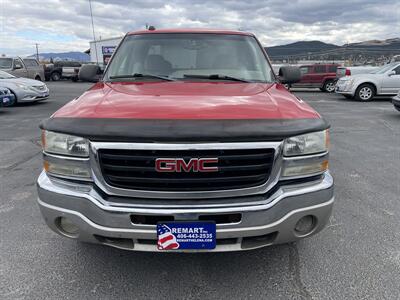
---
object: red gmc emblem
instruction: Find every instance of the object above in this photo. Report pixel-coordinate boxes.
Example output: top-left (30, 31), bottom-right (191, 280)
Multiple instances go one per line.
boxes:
top-left (155, 158), bottom-right (219, 173)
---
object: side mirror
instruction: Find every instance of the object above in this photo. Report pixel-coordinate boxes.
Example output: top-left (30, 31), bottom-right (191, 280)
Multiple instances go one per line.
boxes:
top-left (388, 70), bottom-right (396, 76)
top-left (279, 66), bottom-right (301, 84)
top-left (78, 64), bottom-right (100, 82)
top-left (13, 64), bottom-right (22, 70)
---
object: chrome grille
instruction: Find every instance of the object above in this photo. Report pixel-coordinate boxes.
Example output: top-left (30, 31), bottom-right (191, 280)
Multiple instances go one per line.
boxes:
top-left (98, 148), bottom-right (275, 191)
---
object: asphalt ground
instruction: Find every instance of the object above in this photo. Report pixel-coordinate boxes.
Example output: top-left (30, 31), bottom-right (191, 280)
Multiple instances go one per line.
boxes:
top-left (1, 81), bottom-right (399, 299)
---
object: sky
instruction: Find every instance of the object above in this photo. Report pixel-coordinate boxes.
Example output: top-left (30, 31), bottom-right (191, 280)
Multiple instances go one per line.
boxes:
top-left (0, 0), bottom-right (399, 56)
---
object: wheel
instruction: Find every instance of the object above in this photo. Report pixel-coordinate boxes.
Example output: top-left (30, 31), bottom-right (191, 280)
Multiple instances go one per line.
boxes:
top-left (51, 72), bottom-right (61, 81)
top-left (323, 80), bottom-right (335, 93)
top-left (71, 76), bottom-right (78, 82)
top-left (35, 75), bottom-right (42, 81)
top-left (8, 91), bottom-right (18, 106)
top-left (355, 84), bottom-right (375, 101)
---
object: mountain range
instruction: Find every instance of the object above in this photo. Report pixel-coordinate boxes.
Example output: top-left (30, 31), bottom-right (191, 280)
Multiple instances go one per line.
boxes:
top-left (28, 51), bottom-right (90, 62)
top-left (265, 38), bottom-right (400, 61)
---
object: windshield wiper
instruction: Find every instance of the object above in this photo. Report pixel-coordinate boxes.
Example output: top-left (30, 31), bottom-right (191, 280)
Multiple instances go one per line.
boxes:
top-left (109, 73), bottom-right (176, 81)
top-left (183, 74), bottom-right (251, 83)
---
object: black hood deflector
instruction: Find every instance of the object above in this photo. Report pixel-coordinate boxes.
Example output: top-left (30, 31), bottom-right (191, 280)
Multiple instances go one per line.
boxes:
top-left (40, 118), bottom-right (330, 142)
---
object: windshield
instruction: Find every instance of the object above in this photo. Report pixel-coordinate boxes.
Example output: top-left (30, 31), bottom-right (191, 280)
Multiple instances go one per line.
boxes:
top-left (0, 70), bottom-right (15, 79)
top-left (374, 63), bottom-right (397, 74)
top-left (105, 33), bottom-right (274, 83)
top-left (0, 58), bottom-right (13, 69)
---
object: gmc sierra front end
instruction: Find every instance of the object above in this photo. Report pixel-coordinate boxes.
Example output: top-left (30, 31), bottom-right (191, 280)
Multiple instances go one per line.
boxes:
top-left (37, 29), bottom-right (333, 252)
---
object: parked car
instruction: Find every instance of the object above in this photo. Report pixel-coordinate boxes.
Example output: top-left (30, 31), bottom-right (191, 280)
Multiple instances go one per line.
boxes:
top-left (335, 62), bottom-right (400, 101)
top-left (336, 66), bottom-right (379, 79)
top-left (392, 90), bottom-right (400, 111)
top-left (289, 63), bottom-right (340, 92)
top-left (44, 61), bottom-right (82, 81)
top-left (0, 57), bottom-right (45, 81)
top-left (37, 28), bottom-right (333, 252)
top-left (0, 87), bottom-right (16, 107)
top-left (0, 70), bottom-right (49, 105)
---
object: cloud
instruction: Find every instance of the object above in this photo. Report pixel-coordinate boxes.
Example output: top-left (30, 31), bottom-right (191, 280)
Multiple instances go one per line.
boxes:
top-left (0, 0), bottom-right (399, 55)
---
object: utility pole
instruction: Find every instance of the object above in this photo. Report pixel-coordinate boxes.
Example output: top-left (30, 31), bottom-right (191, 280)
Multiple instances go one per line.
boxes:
top-left (35, 43), bottom-right (39, 61)
top-left (88, 0), bottom-right (99, 64)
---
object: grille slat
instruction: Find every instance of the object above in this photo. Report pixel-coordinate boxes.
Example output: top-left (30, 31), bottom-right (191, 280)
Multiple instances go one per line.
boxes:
top-left (98, 148), bottom-right (275, 191)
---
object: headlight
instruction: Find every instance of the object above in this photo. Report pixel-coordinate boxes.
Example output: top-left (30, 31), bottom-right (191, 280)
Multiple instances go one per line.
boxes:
top-left (283, 130), bottom-right (329, 157)
top-left (42, 130), bottom-right (89, 157)
top-left (282, 130), bottom-right (329, 178)
top-left (16, 83), bottom-right (30, 91)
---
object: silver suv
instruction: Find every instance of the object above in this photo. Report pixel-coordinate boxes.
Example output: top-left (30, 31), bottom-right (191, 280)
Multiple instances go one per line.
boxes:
top-left (0, 56), bottom-right (45, 81)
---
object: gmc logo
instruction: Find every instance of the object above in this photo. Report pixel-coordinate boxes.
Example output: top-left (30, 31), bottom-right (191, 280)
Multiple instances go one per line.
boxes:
top-left (155, 158), bottom-right (219, 173)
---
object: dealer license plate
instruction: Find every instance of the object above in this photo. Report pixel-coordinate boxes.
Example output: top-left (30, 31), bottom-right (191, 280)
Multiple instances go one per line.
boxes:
top-left (157, 221), bottom-right (216, 250)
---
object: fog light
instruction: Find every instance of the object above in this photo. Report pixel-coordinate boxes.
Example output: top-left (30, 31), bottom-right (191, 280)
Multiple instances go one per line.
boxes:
top-left (58, 217), bottom-right (79, 236)
top-left (294, 215), bottom-right (316, 235)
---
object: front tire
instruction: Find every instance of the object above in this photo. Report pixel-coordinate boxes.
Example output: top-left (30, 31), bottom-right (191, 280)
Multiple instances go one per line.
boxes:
top-left (323, 80), bottom-right (336, 93)
top-left (51, 72), bottom-right (61, 81)
top-left (355, 84), bottom-right (375, 101)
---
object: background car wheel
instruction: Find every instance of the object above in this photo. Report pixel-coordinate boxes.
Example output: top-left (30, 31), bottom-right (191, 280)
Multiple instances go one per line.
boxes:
top-left (51, 72), bottom-right (61, 81)
top-left (355, 84), bottom-right (375, 101)
top-left (323, 80), bottom-right (335, 93)
top-left (35, 75), bottom-right (42, 81)
top-left (8, 91), bottom-right (18, 106)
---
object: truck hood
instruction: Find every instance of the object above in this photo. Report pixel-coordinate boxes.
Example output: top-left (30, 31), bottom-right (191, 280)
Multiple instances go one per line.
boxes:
top-left (53, 81), bottom-right (319, 119)
top-left (42, 81), bottom-right (328, 142)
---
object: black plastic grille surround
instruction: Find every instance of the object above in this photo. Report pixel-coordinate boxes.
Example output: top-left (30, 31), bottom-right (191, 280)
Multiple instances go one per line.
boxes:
top-left (98, 148), bottom-right (275, 191)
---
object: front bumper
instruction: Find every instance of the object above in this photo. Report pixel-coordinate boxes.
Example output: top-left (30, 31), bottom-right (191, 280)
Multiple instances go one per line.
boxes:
top-left (37, 171), bottom-right (334, 252)
top-left (18, 87), bottom-right (50, 102)
top-left (392, 95), bottom-right (400, 111)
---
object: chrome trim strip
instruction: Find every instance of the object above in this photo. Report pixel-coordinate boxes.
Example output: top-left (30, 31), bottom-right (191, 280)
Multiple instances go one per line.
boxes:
top-left (91, 141), bottom-right (282, 150)
top-left (89, 141), bottom-right (283, 199)
top-left (38, 171), bottom-right (333, 213)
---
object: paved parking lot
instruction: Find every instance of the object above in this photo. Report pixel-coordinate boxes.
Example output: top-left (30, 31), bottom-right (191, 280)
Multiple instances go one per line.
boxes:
top-left (1, 81), bottom-right (399, 299)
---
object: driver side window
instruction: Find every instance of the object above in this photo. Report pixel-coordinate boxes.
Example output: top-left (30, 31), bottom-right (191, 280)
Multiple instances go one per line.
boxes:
top-left (14, 59), bottom-right (23, 69)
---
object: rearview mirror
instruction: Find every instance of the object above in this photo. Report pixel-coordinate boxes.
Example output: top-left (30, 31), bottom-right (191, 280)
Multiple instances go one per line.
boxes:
top-left (279, 66), bottom-right (301, 84)
top-left (78, 64), bottom-right (100, 82)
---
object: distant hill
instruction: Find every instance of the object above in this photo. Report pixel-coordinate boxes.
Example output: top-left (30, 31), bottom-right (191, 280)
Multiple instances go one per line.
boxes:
top-left (28, 51), bottom-right (90, 62)
top-left (266, 41), bottom-right (339, 58)
top-left (266, 38), bottom-right (400, 61)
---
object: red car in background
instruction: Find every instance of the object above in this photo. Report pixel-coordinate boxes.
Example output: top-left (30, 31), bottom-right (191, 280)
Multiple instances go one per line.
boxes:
top-left (290, 63), bottom-right (340, 92)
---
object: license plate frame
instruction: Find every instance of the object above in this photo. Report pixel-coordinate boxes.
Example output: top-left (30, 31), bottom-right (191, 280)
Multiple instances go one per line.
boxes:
top-left (157, 221), bottom-right (216, 250)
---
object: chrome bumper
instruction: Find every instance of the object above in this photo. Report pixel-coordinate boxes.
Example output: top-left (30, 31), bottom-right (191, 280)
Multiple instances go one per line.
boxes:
top-left (37, 171), bottom-right (334, 252)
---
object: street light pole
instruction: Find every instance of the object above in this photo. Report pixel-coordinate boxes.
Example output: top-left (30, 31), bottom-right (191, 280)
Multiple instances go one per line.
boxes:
top-left (88, 0), bottom-right (99, 64)
top-left (35, 43), bottom-right (39, 61)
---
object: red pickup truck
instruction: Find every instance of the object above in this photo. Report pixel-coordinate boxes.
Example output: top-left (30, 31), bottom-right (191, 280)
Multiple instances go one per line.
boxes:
top-left (290, 63), bottom-right (339, 92)
top-left (37, 29), bottom-right (333, 252)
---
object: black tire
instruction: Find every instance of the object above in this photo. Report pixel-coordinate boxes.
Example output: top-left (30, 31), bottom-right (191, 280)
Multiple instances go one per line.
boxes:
top-left (71, 76), bottom-right (78, 82)
top-left (51, 72), bottom-right (61, 81)
top-left (8, 91), bottom-right (18, 106)
top-left (35, 75), bottom-right (42, 81)
top-left (323, 80), bottom-right (336, 93)
top-left (355, 83), bottom-right (375, 101)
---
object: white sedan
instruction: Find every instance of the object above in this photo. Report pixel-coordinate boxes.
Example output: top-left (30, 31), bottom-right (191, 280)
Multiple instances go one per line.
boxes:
top-left (335, 62), bottom-right (400, 101)
top-left (0, 70), bottom-right (49, 105)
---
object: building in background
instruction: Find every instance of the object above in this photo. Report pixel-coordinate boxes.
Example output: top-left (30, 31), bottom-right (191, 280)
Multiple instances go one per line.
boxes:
top-left (88, 36), bottom-right (123, 65)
